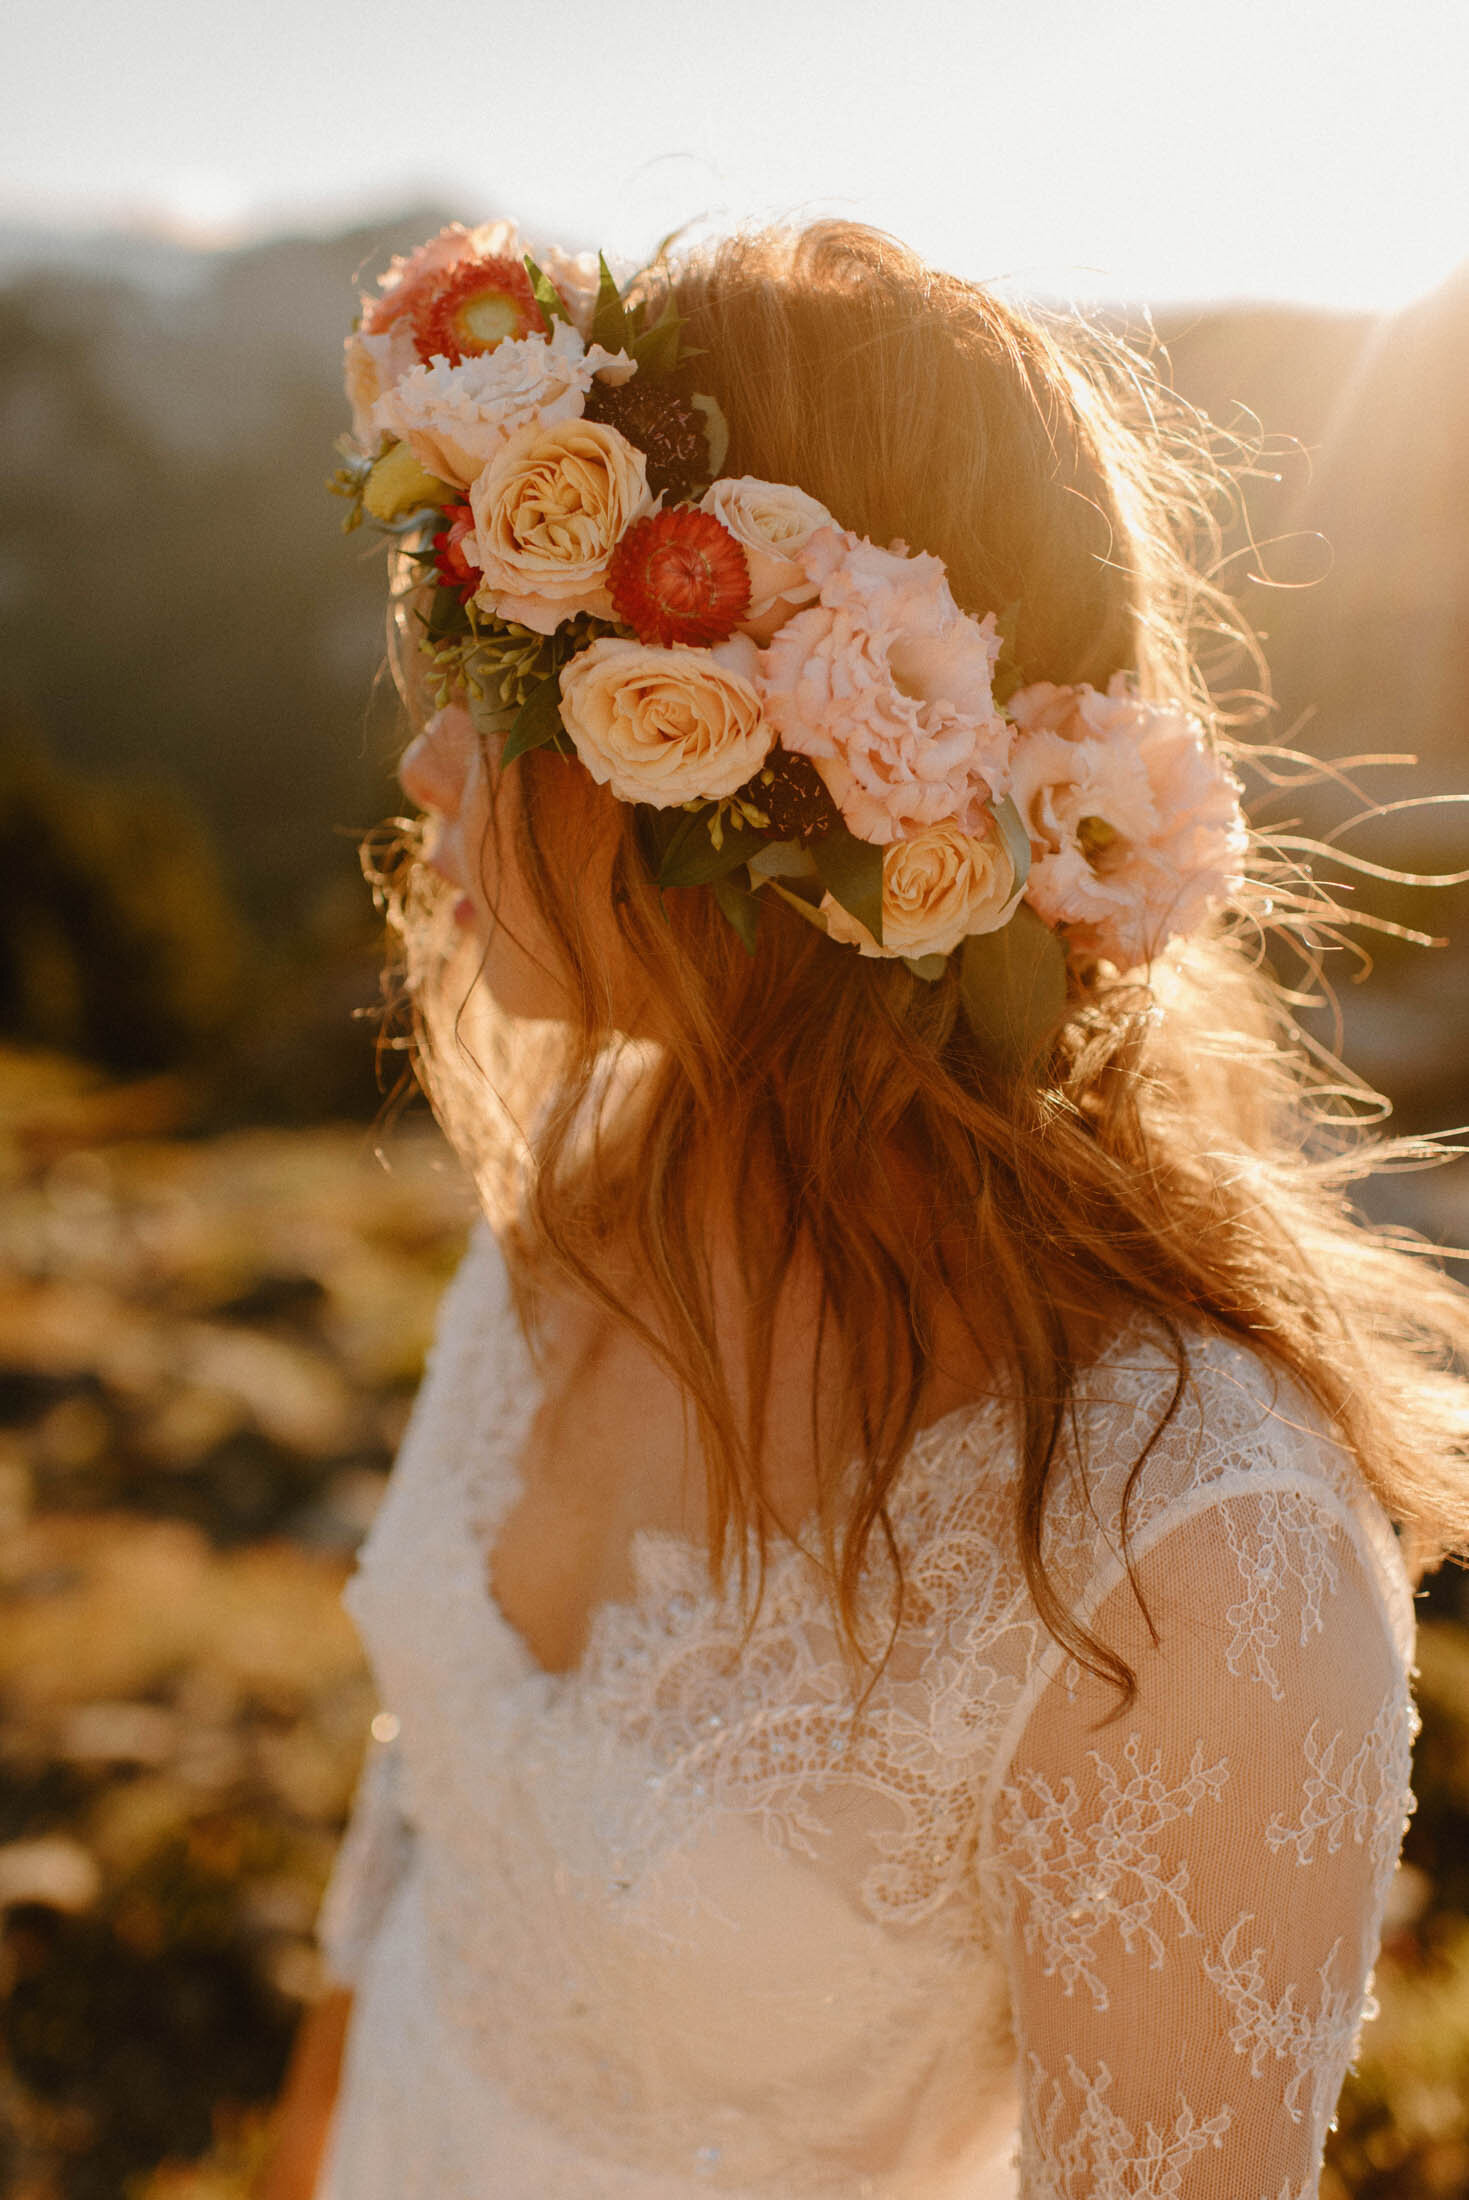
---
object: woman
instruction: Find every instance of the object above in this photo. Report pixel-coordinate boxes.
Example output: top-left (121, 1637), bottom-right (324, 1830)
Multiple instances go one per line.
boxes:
top-left (268, 217), bottom-right (1469, 2197)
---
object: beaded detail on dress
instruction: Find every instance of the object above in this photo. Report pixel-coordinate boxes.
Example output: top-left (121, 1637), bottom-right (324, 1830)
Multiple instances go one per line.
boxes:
top-left (316, 1221), bottom-right (1418, 2200)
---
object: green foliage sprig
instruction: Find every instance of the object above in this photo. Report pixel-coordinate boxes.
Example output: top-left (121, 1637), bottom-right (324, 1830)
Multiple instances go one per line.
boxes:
top-left (326, 439), bottom-right (378, 534)
top-left (421, 611), bottom-right (613, 722)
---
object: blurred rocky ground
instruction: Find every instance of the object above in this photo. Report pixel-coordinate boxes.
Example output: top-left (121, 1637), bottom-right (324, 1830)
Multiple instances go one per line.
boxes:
top-left (0, 1050), bottom-right (474, 2197)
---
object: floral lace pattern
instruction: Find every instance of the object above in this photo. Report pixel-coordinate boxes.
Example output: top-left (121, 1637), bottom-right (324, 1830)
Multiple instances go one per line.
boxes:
top-left (990, 1734), bottom-right (1230, 2012)
top-left (1022, 2056), bottom-right (1233, 2199)
top-left (316, 1223), bottom-right (1418, 2199)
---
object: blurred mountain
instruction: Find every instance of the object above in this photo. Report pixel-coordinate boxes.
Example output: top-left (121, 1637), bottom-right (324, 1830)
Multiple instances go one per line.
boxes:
top-left (0, 206), bottom-right (459, 922)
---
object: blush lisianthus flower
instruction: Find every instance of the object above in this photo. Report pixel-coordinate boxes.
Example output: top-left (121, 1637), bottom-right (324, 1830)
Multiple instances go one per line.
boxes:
top-left (467, 418), bottom-right (654, 633)
top-left (759, 529), bottom-right (1013, 844)
top-left (821, 819), bottom-right (1022, 960)
top-left (558, 636), bottom-right (771, 806)
top-left (373, 322), bottom-right (636, 489)
top-left (1007, 675), bottom-right (1248, 969)
top-left (698, 477), bottom-right (836, 642)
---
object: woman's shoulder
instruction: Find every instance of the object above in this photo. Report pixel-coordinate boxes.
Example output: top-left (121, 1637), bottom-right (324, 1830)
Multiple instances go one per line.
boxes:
top-left (1071, 1308), bottom-right (1362, 1516)
top-left (1046, 1310), bottom-right (1415, 1657)
top-left (902, 1306), bottom-right (1412, 1643)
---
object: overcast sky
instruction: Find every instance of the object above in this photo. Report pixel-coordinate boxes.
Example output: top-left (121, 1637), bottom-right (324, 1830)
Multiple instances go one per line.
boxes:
top-left (7, 0), bottom-right (1466, 308)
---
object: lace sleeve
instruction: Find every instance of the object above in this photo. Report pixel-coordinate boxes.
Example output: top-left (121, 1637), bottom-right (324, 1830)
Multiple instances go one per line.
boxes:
top-left (979, 1475), bottom-right (1418, 2200)
top-left (316, 1732), bottom-right (415, 1991)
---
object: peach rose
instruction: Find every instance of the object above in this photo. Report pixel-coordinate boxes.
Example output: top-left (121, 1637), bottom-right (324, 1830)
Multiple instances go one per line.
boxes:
top-left (1007, 675), bottom-right (1247, 968)
top-left (822, 819), bottom-right (1022, 960)
top-left (557, 636), bottom-right (772, 807)
top-left (467, 418), bottom-right (654, 634)
top-left (698, 477), bottom-right (835, 642)
top-left (759, 530), bottom-right (1013, 844)
top-left (374, 322), bottom-right (636, 488)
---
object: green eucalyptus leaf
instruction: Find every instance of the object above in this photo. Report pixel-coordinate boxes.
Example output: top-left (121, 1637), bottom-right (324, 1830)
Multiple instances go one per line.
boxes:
top-left (654, 809), bottom-right (768, 888)
top-left (423, 585), bottom-right (475, 644)
top-left (591, 254), bottom-right (630, 352)
top-left (690, 392), bottom-right (730, 480)
top-left (712, 871), bottom-right (762, 954)
top-left (765, 880), bottom-right (832, 934)
top-left (812, 825), bottom-right (885, 948)
top-left (748, 839), bottom-right (818, 880)
top-left (522, 255), bottom-right (570, 330)
top-left (500, 675), bottom-right (566, 765)
top-left (467, 691), bottom-right (518, 742)
top-left (629, 292), bottom-right (682, 376)
top-left (958, 904), bottom-right (1068, 1073)
top-left (633, 803), bottom-right (681, 870)
top-left (990, 793), bottom-right (1033, 895)
top-left (902, 953), bottom-right (950, 982)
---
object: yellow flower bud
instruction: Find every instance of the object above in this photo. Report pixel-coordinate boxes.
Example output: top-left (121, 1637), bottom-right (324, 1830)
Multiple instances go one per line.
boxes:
top-left (363, 442), bottom-right (452, 522)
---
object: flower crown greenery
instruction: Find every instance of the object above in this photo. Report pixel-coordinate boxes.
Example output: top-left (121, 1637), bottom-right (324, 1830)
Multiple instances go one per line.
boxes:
top-left (334, 219), bottom-right (1249, 1068)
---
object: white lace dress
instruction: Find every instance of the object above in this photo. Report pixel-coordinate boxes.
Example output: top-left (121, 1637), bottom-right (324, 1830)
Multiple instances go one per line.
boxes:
top-left (315, 1220), bottom-right (1418, 2199)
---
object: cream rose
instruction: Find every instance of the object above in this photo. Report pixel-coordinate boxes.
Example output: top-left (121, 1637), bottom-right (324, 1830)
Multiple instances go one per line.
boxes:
top-left (699, 476), bottom-right (835, 642)
top-left (468, 418), bottom-right (653, 634)
top-left (822, 819), bottom-right (1021, 960)
top-left (557, 636), bottom-right (772, 807)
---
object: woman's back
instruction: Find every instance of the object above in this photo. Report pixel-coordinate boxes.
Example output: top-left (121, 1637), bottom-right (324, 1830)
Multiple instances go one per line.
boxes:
top-left (315, 1221), bottom-right (1416, 2198)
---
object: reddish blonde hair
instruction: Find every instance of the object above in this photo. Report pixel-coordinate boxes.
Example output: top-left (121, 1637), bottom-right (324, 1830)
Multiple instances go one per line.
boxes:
top-left (379, 222), bottom-right (1469, 1703)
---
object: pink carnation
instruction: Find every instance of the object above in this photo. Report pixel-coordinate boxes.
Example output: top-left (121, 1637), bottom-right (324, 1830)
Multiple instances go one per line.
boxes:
top-left (1007, 676), bottom-right (1248, 969)
top-left (757, 529), bottom-right (1013, 845)
top-left (362, 220), bottom-right (519, 337)
top-left (348, 222), bottom-right (524, 444)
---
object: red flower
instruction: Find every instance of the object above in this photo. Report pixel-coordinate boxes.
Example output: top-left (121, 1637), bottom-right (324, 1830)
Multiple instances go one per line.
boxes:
top-left (607, 509), bottom-right (751, 648)
top-left (431, 502), bottom-right (479, 602)
top-left (412, 256), bottom-right (546, 365)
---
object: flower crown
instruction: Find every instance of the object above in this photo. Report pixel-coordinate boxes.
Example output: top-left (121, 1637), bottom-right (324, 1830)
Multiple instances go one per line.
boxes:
top-left (335, 219), bottom-right (1248, 1063)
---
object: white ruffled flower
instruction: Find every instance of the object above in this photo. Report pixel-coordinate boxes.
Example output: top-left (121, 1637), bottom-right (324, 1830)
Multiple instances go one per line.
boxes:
top-left (373, 322), bottom-right (636, 490)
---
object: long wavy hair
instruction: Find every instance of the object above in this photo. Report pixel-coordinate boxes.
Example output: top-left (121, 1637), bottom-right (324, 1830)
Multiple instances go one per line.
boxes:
top-left (374, 222), bottom-right (1469, 1705)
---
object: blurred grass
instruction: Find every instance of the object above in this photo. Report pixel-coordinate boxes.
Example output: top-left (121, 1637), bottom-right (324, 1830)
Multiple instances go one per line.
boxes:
top-left (0, 1045), bottom-right (1465, 2197)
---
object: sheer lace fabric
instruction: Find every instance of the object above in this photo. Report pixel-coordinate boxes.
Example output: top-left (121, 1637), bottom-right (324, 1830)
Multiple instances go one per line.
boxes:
top-left (316, 1223), bottom-right (1417, 2198)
